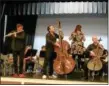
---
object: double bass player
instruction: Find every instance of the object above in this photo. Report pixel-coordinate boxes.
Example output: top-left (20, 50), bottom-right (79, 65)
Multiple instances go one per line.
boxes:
top-left (43, 22), bottom-right (75, 79)
top-left (42, 25), bottom-right (62, 79)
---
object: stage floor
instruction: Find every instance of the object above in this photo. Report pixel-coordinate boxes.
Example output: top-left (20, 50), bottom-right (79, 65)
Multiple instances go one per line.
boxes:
top-left (0, 77), bottom-right (108, 85)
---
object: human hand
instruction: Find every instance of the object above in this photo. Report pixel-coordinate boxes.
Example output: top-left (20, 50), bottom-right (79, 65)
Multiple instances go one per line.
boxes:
top-left (13, 32), bottom-right (16, 37)
top-left (55, 42), bottom-right (60, 47)
top-left (90, 51), bottom-right (96, 57)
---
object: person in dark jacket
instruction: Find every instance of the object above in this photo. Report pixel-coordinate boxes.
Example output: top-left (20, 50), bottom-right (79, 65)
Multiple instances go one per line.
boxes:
top-left (42, 25), bottom-right (61, 79)
top-left (83, 36), bottom-right (106, 80)
top-left (7, 24), bottom-right (25, 78)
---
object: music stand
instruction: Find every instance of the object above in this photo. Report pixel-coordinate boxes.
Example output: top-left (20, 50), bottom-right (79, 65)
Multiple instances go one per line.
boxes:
top-left (25, 49), bottom-right (37, 58)
top-left (39, 51), bottom-right (46, 58)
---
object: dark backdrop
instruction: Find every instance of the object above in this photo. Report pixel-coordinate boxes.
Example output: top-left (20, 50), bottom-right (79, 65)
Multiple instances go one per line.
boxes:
top-left (2, 15), bottom-right (37, 54)
top-left (0, 2), bottom-right (5, 53)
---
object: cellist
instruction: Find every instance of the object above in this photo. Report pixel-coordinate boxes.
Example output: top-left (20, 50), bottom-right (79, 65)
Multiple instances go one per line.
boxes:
top-left (83, 36), bottom-right (106, 80)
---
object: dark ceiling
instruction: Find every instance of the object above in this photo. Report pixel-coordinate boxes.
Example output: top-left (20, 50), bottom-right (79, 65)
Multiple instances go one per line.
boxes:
top-left (1, 0), bottom-right (108, 3)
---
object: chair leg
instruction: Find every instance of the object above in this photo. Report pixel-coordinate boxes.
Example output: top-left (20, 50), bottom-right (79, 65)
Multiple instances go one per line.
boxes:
top-left (91, 71), bottom-right (95, 81)
top-left (33, 62), bottom-right (36, 73)
top-left (88, 70), bottom-right (90, 81)
top-left (65, 74), bottom-right (67, 80)
top-left (75, 56), bottom-right (78, 71)
top-left (100, 72), bottom-right (105, 81)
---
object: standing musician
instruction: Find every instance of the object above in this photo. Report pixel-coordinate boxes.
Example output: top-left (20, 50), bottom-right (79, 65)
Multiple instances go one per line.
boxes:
top-left (69, 25), bottom-right (85, 70)
top-left (6, 24), bottom-right (25, 78)
top-left (83, 36), bottom-right (107, 80)
top-left (42, 25), bottom-right (61, 79)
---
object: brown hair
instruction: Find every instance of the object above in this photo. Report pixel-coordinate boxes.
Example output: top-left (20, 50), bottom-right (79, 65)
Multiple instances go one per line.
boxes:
top-left (74, 24), bottom-right (82, 33)
top-left (41, 45), bottom-right (46, 49)
top-left (16, 23), bottom-right (23, 28)
top-left (47, 25), bottom-right (52, 32)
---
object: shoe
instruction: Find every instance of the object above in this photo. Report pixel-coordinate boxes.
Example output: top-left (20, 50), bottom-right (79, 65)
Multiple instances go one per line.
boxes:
top-left (19, 74), bottom-right (25, 78)
top-left (48, 75), bottom-right (57, 79)
top-left (42, 75), bottom-right (47, 79)
top-left (52, 74), bottom-right (58, 79)
top-left (12, 74), bottom-right (18, 78)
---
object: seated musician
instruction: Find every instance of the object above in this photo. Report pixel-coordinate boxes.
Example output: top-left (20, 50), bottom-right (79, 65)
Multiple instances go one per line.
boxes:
top-left (23, 45), bottom-right (37, 73)
top-left (83, 36), bottom-right (106, 80)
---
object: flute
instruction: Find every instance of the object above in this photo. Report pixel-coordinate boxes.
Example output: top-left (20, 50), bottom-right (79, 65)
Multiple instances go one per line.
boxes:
top-left (5, 30), bottom-right (24, 37)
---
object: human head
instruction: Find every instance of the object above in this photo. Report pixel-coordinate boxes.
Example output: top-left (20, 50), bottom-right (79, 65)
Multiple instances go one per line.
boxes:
top-left (92, 36), bottom-right (99, 45)
top-left (47, 25), bottom-right (55, 33)
top-left (74, 24), bottom-right (82, 33)
top-left (16, 23), bottom-right (23, 32)
top-left (41, 46), bottom-right (46, 51)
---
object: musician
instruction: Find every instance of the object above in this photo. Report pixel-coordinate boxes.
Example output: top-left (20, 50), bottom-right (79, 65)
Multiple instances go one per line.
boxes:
top-left (23, 45), bottom-right (37, 73)
top-left (42, 25), bottom-right (61, 79)
top-left (7, 24), bottom-right (25, 78)
top-left (40, 46), bottom-right (46, 56)
top-left (83, 36), bottom-right (106, 80)
top-left (39, 45), bottom-right (46, 58)
top-left (69, 25), bottom-right (85, 70)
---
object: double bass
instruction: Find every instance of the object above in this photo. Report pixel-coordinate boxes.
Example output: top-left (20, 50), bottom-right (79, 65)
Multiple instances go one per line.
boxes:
top-left (87, 38), bottom-right (103, 71)
top-left (53, 21), bottom-right (75, 75)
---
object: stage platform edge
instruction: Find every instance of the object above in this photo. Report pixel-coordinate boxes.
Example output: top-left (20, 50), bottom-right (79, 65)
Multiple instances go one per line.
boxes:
top-left (0, 77), bottom-right (108, 85)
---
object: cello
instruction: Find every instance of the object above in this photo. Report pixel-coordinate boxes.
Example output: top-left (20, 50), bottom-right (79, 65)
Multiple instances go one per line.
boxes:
top-left (87, 38), bottom-right (103, 71)
top-left (53, 21), bottom-right (75, 75)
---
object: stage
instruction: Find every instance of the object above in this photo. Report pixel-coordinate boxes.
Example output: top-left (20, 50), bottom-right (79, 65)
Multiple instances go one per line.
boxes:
top-left (0, 77), bottom-right (108, 85)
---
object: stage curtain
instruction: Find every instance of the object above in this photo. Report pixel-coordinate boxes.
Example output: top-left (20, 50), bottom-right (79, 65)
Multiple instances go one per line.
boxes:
top-left (0, 3), bottom-right (6, 53)
top-left (2, 2), bottom-right (108, 16)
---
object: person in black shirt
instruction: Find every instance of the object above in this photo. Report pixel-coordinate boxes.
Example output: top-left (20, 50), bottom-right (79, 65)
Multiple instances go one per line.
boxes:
top-left (42, 25), bottom-right (60, 79)
top-left (7, 24), bottom-right (25, 78)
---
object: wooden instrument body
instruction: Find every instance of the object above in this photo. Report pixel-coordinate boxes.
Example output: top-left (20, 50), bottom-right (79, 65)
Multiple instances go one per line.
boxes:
top-left (87, 44), bottom-right (103, 71)
top-left (53, 21), bottom-right (75, 75)
top-left (53, 40), bottom-right (75, 74)
top-left (87, 58), bottom-right (102, 71)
